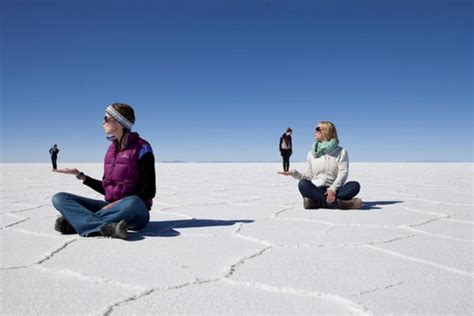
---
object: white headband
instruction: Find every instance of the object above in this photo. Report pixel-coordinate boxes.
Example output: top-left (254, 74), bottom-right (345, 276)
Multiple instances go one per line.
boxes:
top-left (106, 105), bottom-right (134, 131)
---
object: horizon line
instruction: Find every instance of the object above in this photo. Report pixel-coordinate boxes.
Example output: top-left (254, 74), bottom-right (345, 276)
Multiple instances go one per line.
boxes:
top-left (0, 160), bottom-right (472, 164)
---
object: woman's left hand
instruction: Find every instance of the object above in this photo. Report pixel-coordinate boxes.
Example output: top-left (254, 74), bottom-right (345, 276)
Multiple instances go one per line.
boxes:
top-left (325, 189), bottom-right (336, 204)
top-left (52, 168), bottom-right (80, 176)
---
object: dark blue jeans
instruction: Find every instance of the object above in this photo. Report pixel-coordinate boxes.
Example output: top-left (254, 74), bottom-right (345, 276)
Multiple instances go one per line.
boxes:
top-left (52, 192), bottom-right (150, 237)
top-left (281, 149), bottom-right (292, 172)
top-left (298, 179), bottom-right (360, 208)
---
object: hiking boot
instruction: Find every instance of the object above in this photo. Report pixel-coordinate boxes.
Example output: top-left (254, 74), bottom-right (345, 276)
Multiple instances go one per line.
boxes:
top-left (101, 220), bottom-right (128, 239)
top-left (303, 198), bottom-right (323, 209)
top-left (54, 216), bottom-right (77, 234)
top-left (337, 198), bottom-right (363, 210)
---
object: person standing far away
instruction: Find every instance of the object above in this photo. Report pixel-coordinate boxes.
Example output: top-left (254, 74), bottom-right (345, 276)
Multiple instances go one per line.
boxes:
top-left (279, 128), bottom-right (293, 172)
top-left (49, 144), bottom-right (60, 170)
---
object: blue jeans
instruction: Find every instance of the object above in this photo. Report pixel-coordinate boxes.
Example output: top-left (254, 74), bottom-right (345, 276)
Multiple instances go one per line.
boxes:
top-left (52, 193), bottom-right (150, 237)
top-left (298, 179), bottom-right (360, 208)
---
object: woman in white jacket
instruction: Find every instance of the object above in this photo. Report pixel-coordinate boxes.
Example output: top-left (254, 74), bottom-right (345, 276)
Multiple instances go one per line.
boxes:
top-left (279, 121), bottom-right (362, 209)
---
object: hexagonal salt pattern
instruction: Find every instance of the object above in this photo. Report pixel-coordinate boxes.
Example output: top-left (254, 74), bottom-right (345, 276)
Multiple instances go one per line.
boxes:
top-left (1, 162), bottom-right (472, 315)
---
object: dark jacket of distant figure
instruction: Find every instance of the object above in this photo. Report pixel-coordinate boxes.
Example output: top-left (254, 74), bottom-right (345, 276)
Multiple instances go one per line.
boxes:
top-left (279, 134), bottom-right (292, 156)
top-left (49, 147), bottom-right (59, 158)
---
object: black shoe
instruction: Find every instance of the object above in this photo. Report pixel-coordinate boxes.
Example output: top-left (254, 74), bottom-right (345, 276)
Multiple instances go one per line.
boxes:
top-left (101, 220), bottom-right (128, 239)
top-left (337, 198), bottom-right (363, 210)
top-left (54, 216), bottom-right (77, 234)
top-left (303, 198), bottom-right (323, 209)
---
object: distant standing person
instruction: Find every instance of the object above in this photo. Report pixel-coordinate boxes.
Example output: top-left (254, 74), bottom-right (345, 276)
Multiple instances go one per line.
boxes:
top-left (278, 121), bottom-right (362, 210)
top-left (49, 144), bottom-right (60, 170)
top-left (279, 128), bottom-right (293, 172)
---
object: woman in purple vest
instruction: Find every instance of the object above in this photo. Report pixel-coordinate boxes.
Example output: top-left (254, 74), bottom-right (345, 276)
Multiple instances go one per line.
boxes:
top-left (52, 103), bottom-right (156, 239)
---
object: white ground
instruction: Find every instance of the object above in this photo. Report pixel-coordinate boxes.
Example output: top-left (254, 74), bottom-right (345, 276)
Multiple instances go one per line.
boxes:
top-left (1, 163), bottom-right (473, 315)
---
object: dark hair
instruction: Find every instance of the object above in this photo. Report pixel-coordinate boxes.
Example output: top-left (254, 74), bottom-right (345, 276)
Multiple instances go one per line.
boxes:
top-left (111, 103), bottom-right (135, 125)
top-left (286, 127), bottom-right (292, 133)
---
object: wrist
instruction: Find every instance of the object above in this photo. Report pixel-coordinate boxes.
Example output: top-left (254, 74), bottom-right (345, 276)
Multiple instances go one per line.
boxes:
top-left (76, 172), bottom-right (86, 181)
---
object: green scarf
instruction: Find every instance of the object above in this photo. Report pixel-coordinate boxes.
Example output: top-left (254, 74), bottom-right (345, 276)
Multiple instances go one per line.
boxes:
top-left (312, 139), bottom-right (339, 158)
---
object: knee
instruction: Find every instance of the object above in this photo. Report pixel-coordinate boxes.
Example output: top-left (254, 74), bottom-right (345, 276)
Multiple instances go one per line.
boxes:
top-left (122, 195), bottom-right (145, 209)
top-left (52, 192), bottom-right (69, 207)
top-left (349, 181), bottom-right (361, 194)
top-left (298, 179), bottom-right (311, 191)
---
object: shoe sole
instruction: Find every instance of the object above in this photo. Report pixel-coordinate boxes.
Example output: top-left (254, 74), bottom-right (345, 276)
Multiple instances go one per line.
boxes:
top-left (114, 220), bottom-right (128, 240)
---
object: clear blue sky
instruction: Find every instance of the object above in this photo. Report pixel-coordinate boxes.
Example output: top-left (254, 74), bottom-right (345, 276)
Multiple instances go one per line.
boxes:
top-left (1, 0), bottom-right (472, 162)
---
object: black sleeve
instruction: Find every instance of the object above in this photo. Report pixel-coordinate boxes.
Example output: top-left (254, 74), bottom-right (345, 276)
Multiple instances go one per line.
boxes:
top-left (279, 136), bottom-right (283, 151)
top-left (83, 176), bottom-right (105, 195)
top-left (135, 152), bottom-right (156, 201)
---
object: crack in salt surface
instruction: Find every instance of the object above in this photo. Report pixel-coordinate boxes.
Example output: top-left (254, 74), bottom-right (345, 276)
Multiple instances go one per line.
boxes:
top-left (408, 216), bottom-right (447, 227)
top-left (4, 166), bottom-right (469, 315)
top-left (399, 205), bottom-right (450, 219)
top-left (235, 227), bottom-right (416, 249)
top-left (272, 204), bottom-right (296, 218)
top-left (224, 223), bottom-right (373, 315)
top-left (1, 238), bottom-right (77, 271)
top-left (446, 218), bottom-right (473, 224)
top-left (1, 265), bottom-right (30, 271)
top-left (351, 281), bottom-right (406, 297)
top-left (101, 288), bottom-right (157, 316)
top-left (319, 225), bottom-right (336, 237)
top-left (392, 193), bottom-right (473, 207)
top-left (223, 279), bottom-right (373, 316)
top-left (159, 201), bottom-right (228, 211)
top-left (101, 277), bottom-right (225, 315)
top-left (223, 245), bottom-right (273, 279)
top-left (33, 265), bottom-right (147, 292)
top-left (365, 245), bottom-right (474, 277)
top-left (9, 204), bottom-right (44, 214)
top-left (35, 239), bottom-right (78, 265)
top-left (276, 216), bottom-right (472, 243)
top-left (5, 227), bottom-right (69, 239)
top-left (402, 226), bottom-right (474, 242)
top-left (1, 217), bottom-right (30, 229)
top-left (93, 222), bottom-right (270, 315)
top-left (276, 216), bottom-right (400, 228)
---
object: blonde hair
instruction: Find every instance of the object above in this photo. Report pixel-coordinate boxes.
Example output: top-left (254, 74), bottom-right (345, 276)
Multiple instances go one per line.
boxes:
top-left (318, 121), bottom-right (339, 143)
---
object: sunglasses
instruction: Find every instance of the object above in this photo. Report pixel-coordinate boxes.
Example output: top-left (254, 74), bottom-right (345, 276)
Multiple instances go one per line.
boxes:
top-left (315, 126), bottom-right (321, 132)
top-left (104, 116), bottom-right (115, 123)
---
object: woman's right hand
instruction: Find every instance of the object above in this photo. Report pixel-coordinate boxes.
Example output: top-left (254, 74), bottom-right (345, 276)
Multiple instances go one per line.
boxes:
top-left (277, 170), bottom-right (294, 176)
top-left (52, 168), bottom-right (80, 176)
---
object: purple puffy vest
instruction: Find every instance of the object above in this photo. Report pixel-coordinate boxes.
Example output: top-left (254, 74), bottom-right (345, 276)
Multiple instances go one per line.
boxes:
top-left (103, 133), bottom-right (153, 210)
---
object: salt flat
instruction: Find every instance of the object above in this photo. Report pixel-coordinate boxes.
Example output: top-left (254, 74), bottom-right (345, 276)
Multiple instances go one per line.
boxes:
top-left (1, 163), bottom-right (473, 315)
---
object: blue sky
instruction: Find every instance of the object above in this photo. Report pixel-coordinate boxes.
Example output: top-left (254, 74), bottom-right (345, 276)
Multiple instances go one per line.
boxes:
top-left (1, 0), bottom-right (472, 162)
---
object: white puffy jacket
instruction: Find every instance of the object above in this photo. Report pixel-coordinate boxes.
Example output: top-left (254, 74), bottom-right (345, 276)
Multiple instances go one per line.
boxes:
top-left (291, 146), bottom-right (349, 192)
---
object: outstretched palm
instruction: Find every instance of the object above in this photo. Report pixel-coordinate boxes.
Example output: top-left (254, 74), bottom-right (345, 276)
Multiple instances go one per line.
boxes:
top-left (52, 168), bottom-right (80, 176)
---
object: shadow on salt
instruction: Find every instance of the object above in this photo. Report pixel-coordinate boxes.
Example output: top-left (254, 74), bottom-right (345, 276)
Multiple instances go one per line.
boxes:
top-left (361, 200), bottom-right (403, 210)
top-left (127, 219), bottom-right (254, 241)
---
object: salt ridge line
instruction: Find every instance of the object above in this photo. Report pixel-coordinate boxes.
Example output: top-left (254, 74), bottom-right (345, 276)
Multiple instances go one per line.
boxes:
top-left (273, 217), bottom-right (472, 243)
top-left (229, 226), bottom-right (372, 315)
top-left (223, 279), bottom-right (373, 316)
top-left (365, 245), bottom-right (474, 277)
top-left (229, 216), bottom-right (375, 315)
top-left (350, 281), bottom-right (406, 297)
